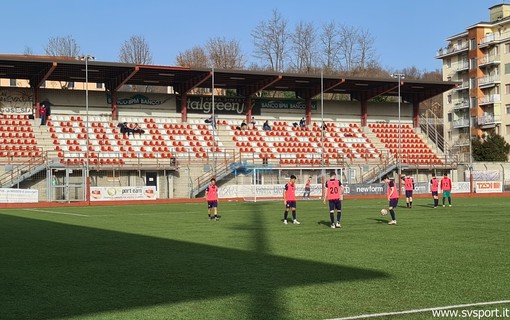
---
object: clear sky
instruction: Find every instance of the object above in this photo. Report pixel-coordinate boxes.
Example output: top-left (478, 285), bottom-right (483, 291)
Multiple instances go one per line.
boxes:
top-left (1, 0), bottom-right (500, 72)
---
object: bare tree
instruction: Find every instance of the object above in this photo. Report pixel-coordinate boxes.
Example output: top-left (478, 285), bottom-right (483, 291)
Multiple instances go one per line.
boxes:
top-left (251, 9), bottom-right (289, 72)
top-left (206, 37), bottom-right (245, 69)
top-left (44, 36), bottom-right (81, 89)
top-left (23, 46), bottom-right (34, 55)
top-left (44, 35), bottom-right (81, 57)
top-left (357, 28), bottom-right (377, 70)
top-left (319, 22), bottom-right (342, 74)
top-left (399, 66), bottom-right (423, 80)
top-left (420, 69), bottom-right (444, 117)
top-left (351, 61), bottom-right (387, 78)
top-left (176, 46), bottom-right (209, 68)
top-left (338, 24), bottom-right (360, 72)
top-left (289, 21), bottom-right (317, 73)
top-left (119, 35), bottom-right (153, 64)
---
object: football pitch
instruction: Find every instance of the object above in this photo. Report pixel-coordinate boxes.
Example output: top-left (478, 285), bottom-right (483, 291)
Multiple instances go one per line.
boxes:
top-left (1, 197), bottom-right (509, 320)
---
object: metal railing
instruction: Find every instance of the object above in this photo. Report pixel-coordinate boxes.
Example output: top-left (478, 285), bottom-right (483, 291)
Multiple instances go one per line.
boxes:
top-left (190, 151), bottom-right (242, 198)
top-left (420, 110), bottom-right (445, 153)
top-left (0, 153), bottom-right (46, 188)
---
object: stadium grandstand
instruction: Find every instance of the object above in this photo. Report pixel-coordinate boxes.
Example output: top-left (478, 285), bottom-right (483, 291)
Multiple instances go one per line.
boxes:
top-left (0, 54), bottom-right (458, 203)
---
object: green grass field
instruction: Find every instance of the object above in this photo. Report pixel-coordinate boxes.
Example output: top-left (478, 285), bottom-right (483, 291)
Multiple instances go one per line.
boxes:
top-left (1, 197), bottom-right (509, 320)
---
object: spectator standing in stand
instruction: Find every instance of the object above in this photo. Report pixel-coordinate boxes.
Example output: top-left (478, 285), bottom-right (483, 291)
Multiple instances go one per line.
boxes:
top-left (40, 103), bottom-right (47, 125)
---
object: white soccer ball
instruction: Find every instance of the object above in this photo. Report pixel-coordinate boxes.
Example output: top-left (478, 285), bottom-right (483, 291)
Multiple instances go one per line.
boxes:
top-left (380, 209), bottom-right (388, 216)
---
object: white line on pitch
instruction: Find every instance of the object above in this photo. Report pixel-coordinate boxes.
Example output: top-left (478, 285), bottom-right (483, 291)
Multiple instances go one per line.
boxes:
top-left (23, 209), bottom-right (89, 217)
top-left (327, 300), bottom-right (510, 320)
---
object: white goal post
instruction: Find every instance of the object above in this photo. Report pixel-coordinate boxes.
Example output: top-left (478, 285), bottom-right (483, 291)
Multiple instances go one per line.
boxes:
top-left (217, 167), bottom-right (343, 202)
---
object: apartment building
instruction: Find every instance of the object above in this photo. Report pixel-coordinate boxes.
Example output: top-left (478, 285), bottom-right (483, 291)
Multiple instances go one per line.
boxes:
top-left (437, 3), bottom-right (510, 163)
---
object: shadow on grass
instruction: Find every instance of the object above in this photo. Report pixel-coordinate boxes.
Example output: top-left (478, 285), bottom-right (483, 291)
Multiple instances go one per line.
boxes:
top-left (317, 220), bottom-right (335, 228)
top-left (368, 217), bottom-right (390, 224)
top-left (0, 214), bottom-right (387, 320)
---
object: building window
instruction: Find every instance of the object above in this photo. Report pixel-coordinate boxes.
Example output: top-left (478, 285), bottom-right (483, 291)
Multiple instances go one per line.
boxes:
top-left (446, 58), bottom-right (451, 68)
top-left (506, 104), bottom-right (510, 114)
top-left (506, 84), bottom-right (510, 95)
top-left (447, 95), bottom-right (452, 104)
top-left (470, 38), bottom-right (476, 50)
top-left (9, 79), bottom-right (16, 87)
top-left (96, 82), bottom-right (103, 89)
top-left (506, 43), bottom-right (510, 53)
top-left (505, 64), bottom-right (510, 74)
top-left (470, 78), bottom-right (477, 89)
top-left (470, 58), bottom-right (477, 69)
top-left (447, 113), bottom-right (452, 122)
top-left (471, 97), bottom-right (477, 109)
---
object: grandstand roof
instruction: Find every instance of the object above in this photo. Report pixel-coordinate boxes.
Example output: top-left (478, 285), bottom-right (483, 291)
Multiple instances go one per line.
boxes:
top-left (0, 55), bottom-right (456, 103)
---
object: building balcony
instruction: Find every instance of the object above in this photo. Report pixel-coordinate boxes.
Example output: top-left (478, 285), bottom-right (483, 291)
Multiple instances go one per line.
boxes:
top-left (453, 81), bottom-right (469, 91)
top-left (453, 61), bottom-right (469, 72)
top-left (452, 99), bottom-right (469, 110)
top-left (478, 75), bottom-right (500, 88)
top-left (479, 31), bottom-right (510, 48)
top-left (453, 118), bottom-right (470, 128)
top-left (453, 137), bottom-right (470, 147)
top-left (475, 113), bottom-right (500, 128)
top-left (478, 94), bottom-right (500, 105)
top-left (436, 43), bottom-right (469, 58)
top-left (478, 55), bottom-right (500, 67)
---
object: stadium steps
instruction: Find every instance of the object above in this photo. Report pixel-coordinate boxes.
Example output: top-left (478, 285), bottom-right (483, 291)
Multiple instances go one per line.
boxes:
top-left (0, 155), bottom-right (46, 188)
top-left (368, 123), bottom-right (444, 166)
top-left (190, 152), bottom-right (243, 198)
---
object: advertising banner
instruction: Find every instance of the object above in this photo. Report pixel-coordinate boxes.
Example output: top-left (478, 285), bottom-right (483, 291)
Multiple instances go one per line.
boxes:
top-left (0, 89), bottom-right (33, 115)
top-left (177, 96), bottom-right (261, 115)
top-left (217, 181), bottom-right (477, 198)
top-left (451, 182), bottom-right (470, 193)
top-left (90, 186), bottom-right (158, 201)
top-left (106, 93), bottom-right (172, 107)
top-left (218, 184), bottom-right (322, 198)
top-left (254, 98), bottom-right (318, 110)
top-left (219, 183), bottom-right (388, 198)
top-left (344, 184), bottom-right (385, 196)
top-left (465, 170), bottom-right (500, 181)
top-left (0, 188), bottom-right (38, 203)
top-left (474, 181), bottom-right (502, 193)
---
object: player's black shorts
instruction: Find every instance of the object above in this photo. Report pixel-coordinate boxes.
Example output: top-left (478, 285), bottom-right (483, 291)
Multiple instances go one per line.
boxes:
top-left (328, 199), bottom-right (341, 211)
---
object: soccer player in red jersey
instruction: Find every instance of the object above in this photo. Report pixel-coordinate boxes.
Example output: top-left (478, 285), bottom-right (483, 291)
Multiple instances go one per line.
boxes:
top-left (440, 172), bottom-right (452, 207)
top-left (283, 175), bottom-right (300, 225)
top-left (205, 178), bottom-right (219, 221)
top-left (323, 171), bottom-right (344, 228)
top-left (430, 173), bottom-right (440, 208)
top-left (404, 174), bottom-right (415, 208)
top-left (383, 175), bottom-right (398, 225)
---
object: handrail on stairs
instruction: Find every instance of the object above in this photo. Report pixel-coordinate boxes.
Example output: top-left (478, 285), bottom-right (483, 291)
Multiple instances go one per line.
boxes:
top-left (0, 153), bottom-right (47, 188)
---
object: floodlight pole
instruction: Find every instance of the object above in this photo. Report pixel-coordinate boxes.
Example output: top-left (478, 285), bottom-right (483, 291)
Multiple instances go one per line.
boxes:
top-left (320, 70), bottom-right (325, 199)
top-left (78, 55), bottom-right (95, 203)
top-left (212, 66), bottom-right (217, 178)
top-left (391, 73), bottom-right (405, 193)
